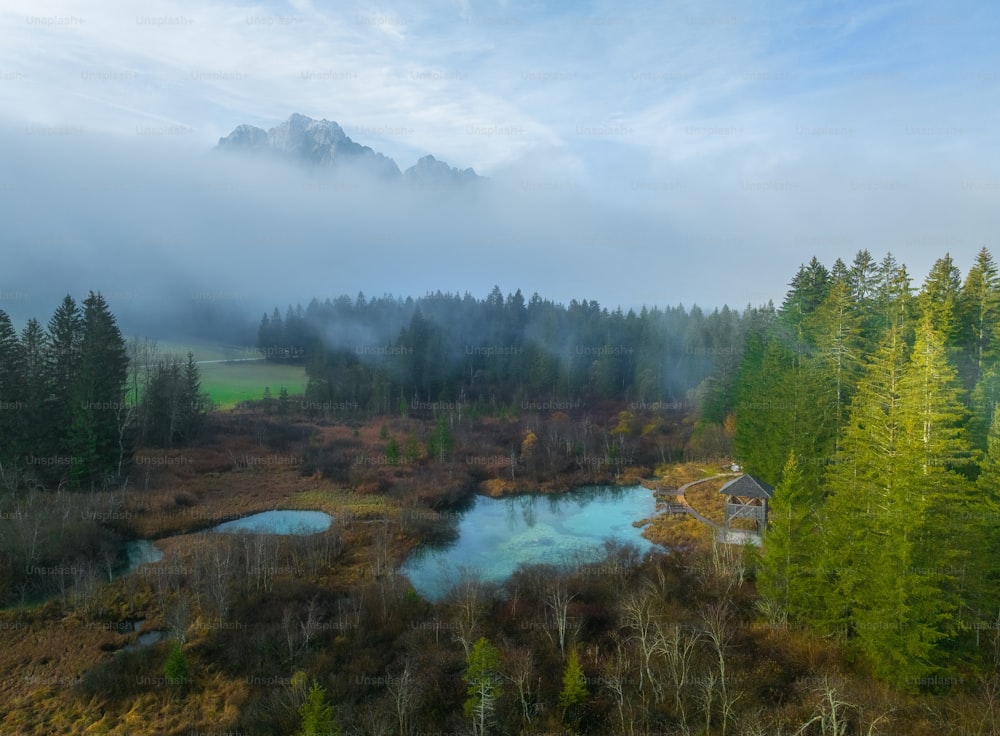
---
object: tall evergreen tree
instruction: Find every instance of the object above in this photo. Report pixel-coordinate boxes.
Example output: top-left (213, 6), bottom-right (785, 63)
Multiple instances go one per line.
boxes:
top-left (43, 295), bottom-right (83, 465)
top-left (68, 292), bottom-right (129, 488)
top-left (819, 325), bottom-right (909, 644)
top-left (141, 356), bottom-right (208, 448)
top-left (558, 647), bottom-right (588, 724)
top-left (733, 331), bottom-right (826, 484)
top-left (732, 331), bottom-right (779, 479)
top-left (830, 257), bottom-right (849, 284)
top-left (822, 319), bottom-right (972, 687)
top-left (758, 453), bottom-right (823, 621)
top-left (806, 280), bottom-right (864, 460)
top-left (780, 257), bottom-right (831, 339)
top-left (959, 249), bottom-right (1000, 452)
top-left (898, 317), bottom-right (976, 645)
top-left (15, 318), bottom-right (48, 472)
top-left (918, 254), bottom-right (963, 350)
top-left (0, 310), bottom-right (25, 467)
top-left (297, 680), bottom-right (340, 736)
top-left (181, 352), bottom-right (207, 442)
top-left (958, 247), bottom-right (1000, 387)
top-left (464, 637), bottom-right (502, 736)
top-left (874, 253), bottom-right (914, 337)
top-left (846, 249), bottom-right (881, 356)
top-left (971, 406), bottom-right (1000, 636)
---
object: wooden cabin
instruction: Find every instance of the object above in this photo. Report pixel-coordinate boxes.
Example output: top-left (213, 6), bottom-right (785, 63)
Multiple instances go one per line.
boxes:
top-left (719, 474), bottom-right (774, 533)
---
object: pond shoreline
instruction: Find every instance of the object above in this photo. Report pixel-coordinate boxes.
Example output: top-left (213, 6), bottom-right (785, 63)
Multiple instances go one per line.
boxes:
top-left (400, 483), bottom-right (660, 601)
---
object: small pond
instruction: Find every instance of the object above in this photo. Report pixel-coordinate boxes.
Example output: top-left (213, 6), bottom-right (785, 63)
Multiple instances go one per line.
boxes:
top-left (401, 485), bottom-right (659, 601)
top-left (119, 540), bottom-right (165, 577)
top-left (211, 510), bottom-right (333, 535)
top-left (121, 627), bottom-right (169, 652)
top-left (119, 510), bottom-right (332, 577)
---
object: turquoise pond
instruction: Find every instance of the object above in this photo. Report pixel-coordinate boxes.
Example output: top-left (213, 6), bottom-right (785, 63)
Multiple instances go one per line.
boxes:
top-left (211, 510), bottom-right (333, 535)
top-left (121, 510), bottom-right (333, 576)
top-left (400, 485), bottom-right (660, 601)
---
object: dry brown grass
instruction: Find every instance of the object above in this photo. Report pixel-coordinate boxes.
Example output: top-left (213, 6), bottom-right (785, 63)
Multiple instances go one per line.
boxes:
top-left (0, 415), bottom-right (752, 733)
top-left (652, 461), bottom-right (724, 488)
top-left (681, 474), bottom-right (729, 523)
top-left (641, 511), bottom-right (714, 551)
top-left (638, 463), bottom-right (738, 549)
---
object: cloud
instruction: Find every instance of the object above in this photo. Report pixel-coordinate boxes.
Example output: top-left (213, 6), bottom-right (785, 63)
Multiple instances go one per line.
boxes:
top-left (1, 0), bottom-right (999, 329)
top-left (0, 122), bottom-right (696, 335)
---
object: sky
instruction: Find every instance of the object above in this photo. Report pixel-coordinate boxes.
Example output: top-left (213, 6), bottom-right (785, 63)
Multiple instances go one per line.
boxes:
top-left (2, 0), bottom-right (1000, 334)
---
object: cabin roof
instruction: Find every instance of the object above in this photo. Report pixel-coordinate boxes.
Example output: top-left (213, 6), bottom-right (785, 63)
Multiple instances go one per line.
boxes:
top-left (719, 474), bottom-right (774, 499)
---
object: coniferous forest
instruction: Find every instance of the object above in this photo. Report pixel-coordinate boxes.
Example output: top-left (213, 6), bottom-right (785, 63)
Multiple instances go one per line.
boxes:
top-left (741, 247), bottom-right (1000, 691)
top-left (0, 292), bottom-right (209, 492)
top-left (256, 286), bottom-right (752, 417)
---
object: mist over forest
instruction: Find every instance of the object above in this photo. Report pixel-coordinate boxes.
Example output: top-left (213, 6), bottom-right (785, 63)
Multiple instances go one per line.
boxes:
top-left (0, 122), bottom-right (701, 340)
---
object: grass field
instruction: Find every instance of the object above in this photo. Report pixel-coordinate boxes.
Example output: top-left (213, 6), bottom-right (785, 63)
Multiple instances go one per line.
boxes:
top-left (134, 337), bottom-right (308, 409)
top-left (198, 360), bottom-right (307, 408)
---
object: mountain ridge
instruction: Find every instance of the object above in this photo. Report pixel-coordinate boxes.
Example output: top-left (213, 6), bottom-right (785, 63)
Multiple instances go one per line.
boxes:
top-left (216, 113), bottom-right (482, 185)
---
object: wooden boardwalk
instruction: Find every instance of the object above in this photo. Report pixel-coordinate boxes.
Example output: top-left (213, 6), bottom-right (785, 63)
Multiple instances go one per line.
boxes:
top-left (656, 472), bottom-right (761, 544)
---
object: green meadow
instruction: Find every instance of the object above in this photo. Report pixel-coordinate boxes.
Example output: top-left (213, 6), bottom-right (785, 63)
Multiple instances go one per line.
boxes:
top-left (198, 361), bottom-right (307, 408)
top-left (138, 338), bottom-right (308, 409)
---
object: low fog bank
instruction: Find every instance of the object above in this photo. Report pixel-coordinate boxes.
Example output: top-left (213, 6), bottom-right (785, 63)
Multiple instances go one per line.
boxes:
top-left (0, 124), bottom-right (709, 341)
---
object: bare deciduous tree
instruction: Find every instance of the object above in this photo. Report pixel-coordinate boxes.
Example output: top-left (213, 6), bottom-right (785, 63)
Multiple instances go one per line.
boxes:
top-left (621, 590), bottom-right (664, 705)
top-left (505, 646), bottom-right (537, 726)
top-left (701, 600), bottom-right (741, 736)
top-left (165, 594), bottom-right (191, 643)
top-left (545, 578), bottom-right (576, 656)
top-left (656, 622), bottom-right (700, 732)
top-left (449, 569), bottom-right (484, 657)
top-left (793, 675), bottom-right (855, 736)
top-left (387, 659), bottom-right (419, 736)
top-left (604, 634), bottom-right (639, 736)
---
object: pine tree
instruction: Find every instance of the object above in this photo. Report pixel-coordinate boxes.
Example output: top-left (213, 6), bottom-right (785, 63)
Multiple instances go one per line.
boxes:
top-left (0, 311), bottom-right (25, 467)
top-left (182, 352), bottom-right (206, 439)
top-left (805, 280), bottom-right (864, 459)
top-left (278, 386), bottom-right (290, 419)
top-left (758, 453), bottom-right (823, 622)
top-left (43, 295), bottom-right (82, 466)
top-left (142, 360), bottom-right (182, 447)
top-left (847, 249), bottom-right (878, 307)
top-left (558, 647), bottom-right (588, 723)
top-left (901, 316), bottom-right (971, 474)
top-left (733, 331), bottom-right (788, 479)
top-left (959, 248), bottom-right (1000, 450)
top-left (67, 292), bottom-right (129, 488)
top-left (426, 416), bottom-right (453, 463)
top-left (258, 312), bottom-right (272, 357)
top-left (820, 326), bottom-right (910, 641)
top-left (874, 253), bottom-right (914, 337)
top-left (898, 317), bottom-right (976, 654)
top-left (847, 249), bottom-right (880, 351)
top-left (780, 257), bottom-right (831, 339)
top-left (18, 318), bottom-right (48, 457)
top-left (830, 257), bottom-right (849, 284)
top-left (918, 254), bottom-right (963, 349)
top-left (733, 331), bottom-right (825, 484)
top-left (297, 680), bottom-right (340, 736)
top-left (405, 433), bottom-right (422, 464)
top-left (385, 437), bottom-right (400, 465)
top-left (958, 247), bottom-right (1000, 388)
top-left (163, 640), bottom-right (189, 688)
top-left (971, 407), bottom-right (1000, 634)
top-left (464, 637), bottom-right (502, 736)
top-left (822, 319), bottom-right (973, 687)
